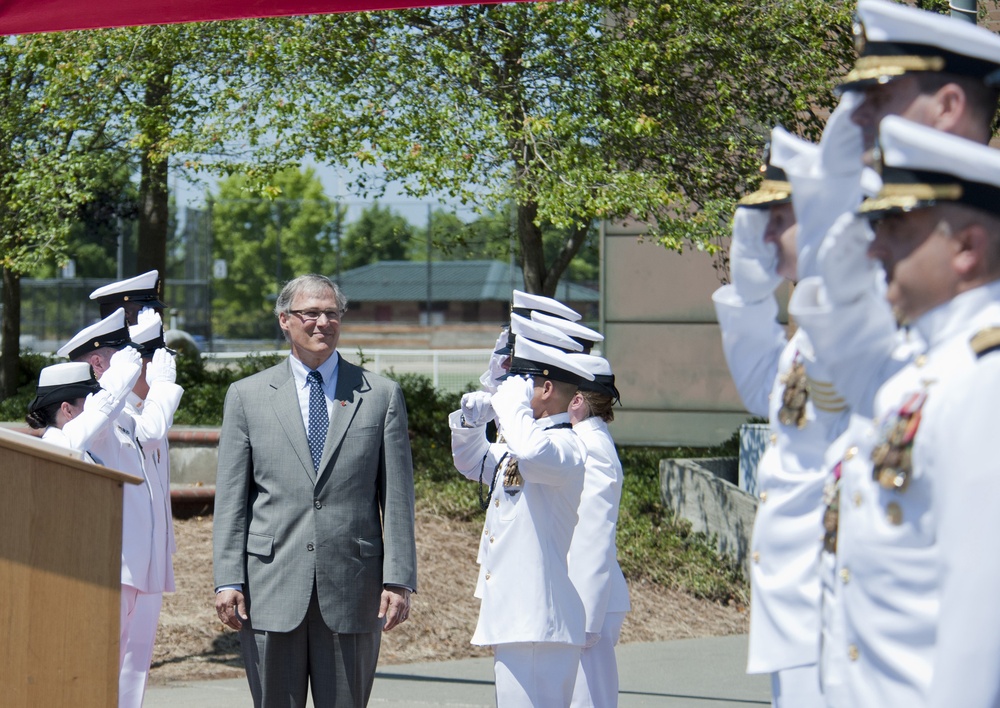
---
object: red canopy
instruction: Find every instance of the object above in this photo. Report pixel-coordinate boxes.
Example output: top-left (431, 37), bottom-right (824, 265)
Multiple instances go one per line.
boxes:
top-left (0, 0), bottom-right (520, 35)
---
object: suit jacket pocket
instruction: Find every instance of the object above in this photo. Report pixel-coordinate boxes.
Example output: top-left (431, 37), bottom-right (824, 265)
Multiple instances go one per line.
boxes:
top-left (345, 423), bottom-right (379, 438)
top-left (357, 536), bottom-right (384, 558)
top-left (247, 532), bottom-right (274, 559)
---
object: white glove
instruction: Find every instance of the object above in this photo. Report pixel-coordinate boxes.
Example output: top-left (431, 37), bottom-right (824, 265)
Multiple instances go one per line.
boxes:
top-left (460, 391), bottom-right (494, 428)
top-left (818, 91), bottom-right (865, 178)
top-left (729, 207), bottom-right (781, 303)
top-left (99, 346), bottom-right (143, 400)
top-left (775, 95), bottom-right (866, 281)
top-left (478, 327), bottom-right (511, 394)
top-left (82, 388), bottom-right (119, 418)
top-left (489, 375), bottom-right (535, 422)
top-left (136, 307), bottom-right (161, 329)
top-left (584, 632), bottom-right (602, 649)
top-left (146, 348), bottom-right (177, 386)
top-left (817, 212), bottom-right (878, 306)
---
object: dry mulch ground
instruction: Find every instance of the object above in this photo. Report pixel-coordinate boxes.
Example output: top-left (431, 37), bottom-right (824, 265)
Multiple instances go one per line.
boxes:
top-left (150, 512), bottom-right (749, 685)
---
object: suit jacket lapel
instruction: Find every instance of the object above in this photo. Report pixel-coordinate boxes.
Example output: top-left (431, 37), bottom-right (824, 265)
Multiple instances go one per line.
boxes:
top-left (316, 357), bottom-right (366, 488)
top-left (270, 360), bottom-right (317, 483)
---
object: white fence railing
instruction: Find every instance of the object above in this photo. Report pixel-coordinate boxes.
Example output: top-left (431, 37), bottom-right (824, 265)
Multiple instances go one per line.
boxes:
top-left (205, 349), bottom-right (491, 393)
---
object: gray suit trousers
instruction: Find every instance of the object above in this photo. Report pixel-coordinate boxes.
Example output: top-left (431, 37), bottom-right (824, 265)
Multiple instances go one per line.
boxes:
top-left (240, 584), bottom-right (381, 708)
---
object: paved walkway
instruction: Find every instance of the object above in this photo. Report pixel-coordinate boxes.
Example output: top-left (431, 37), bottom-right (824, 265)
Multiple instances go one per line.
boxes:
top-left (145, 634), bottom-right (770, 707)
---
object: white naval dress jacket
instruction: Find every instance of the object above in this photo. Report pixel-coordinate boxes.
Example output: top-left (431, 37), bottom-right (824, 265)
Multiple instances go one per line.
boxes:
top-left (713, 284), bottom-right (850, 675)
top-left (567, 417), bottom-right (630, 635)
top-left (450, 409), bottom-right (588, 647)
top-left (805, 282), bottom-right (1000, 707)
top-left (126, 382), bottom-right (182, 594)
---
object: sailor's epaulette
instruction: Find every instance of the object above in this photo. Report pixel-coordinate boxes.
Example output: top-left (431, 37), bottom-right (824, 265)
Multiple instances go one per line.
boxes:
top-left (970, 327), bottom-right (1000, 359)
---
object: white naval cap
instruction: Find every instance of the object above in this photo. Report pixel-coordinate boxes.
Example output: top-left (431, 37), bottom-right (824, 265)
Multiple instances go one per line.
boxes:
top-left (567, 353), bottom-right (621, 403)
top-left (738, 127), bottom-right (816, 209)
top-left (839, 0), bottom-right (1000, 92)
top-left (506, 336), bottom-right (595, 385)
top-left (530, 310), bottom-right (604, 354)
top-left (510, 313), bottom-right (583, 353)
top-left (28, 362), bottom-right (101, 413)
top-left (859, 115), bottom-right (1000, 219)
top-left (89, 270), bottom-right (166, 309)
top-left (511, 289), bottom-right (581, 322)
top-left (57, 308), bottom-right (132, 360)
top-left (128, 315), bottom-right (172, 358)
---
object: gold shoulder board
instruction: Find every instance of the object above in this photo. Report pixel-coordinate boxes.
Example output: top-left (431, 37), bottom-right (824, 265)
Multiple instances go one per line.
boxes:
top-left (970, 327), bottom-right (1000, 358)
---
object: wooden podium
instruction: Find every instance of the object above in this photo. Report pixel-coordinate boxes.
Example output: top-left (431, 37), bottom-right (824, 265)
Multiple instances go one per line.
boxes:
top-left (0, 427), bottom-right (142, 707)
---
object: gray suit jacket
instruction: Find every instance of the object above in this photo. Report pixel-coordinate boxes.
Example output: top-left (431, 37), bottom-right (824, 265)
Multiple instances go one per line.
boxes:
top-left (213, 354), bottom-right (417, 634)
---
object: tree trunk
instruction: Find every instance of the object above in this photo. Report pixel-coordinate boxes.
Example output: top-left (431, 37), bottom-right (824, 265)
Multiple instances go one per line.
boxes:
top-left (1, 268), bottom-right (21, 399)
top-left (517, 202), bottom-right (546, 295)
top-left (136, 72), bottom-right (170, 284)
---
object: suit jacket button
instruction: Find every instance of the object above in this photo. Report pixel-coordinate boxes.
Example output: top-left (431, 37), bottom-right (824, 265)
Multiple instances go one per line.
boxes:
top-left (307, 543), bottom-right (315, 551)
top-left (314, 500), bottom-right (322, 509)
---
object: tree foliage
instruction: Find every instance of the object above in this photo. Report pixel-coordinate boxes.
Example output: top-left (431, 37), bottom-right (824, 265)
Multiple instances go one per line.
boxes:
top-left (210, 167), bottom-right (340, 339)
top-left (340, 202), bottom-right (415, 271)
top-left (289, 0), bottom-right (858, 294)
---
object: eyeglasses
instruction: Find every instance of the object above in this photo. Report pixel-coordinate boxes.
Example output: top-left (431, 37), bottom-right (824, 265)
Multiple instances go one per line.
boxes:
top-left (289, 309), bottom-right (345, 323)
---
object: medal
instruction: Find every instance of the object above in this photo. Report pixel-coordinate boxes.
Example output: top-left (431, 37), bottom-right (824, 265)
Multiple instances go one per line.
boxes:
top-left (872, 389), bottom-right (928, 493)
top-left (822, 460), bottom-right (843, 554)
top-left (778, 355), bottom-right (808, 429)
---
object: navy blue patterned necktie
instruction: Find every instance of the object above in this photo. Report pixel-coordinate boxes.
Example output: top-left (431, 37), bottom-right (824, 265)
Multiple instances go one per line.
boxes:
top-left (307, 370), bottom-right (328, 471)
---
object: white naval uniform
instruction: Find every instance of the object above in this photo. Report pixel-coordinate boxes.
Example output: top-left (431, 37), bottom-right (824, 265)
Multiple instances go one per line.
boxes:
top-left (789, 288), bottom-right (924, 708)
top-left (713, 284), bottom-right (850, 707)
top-left (118, 382), bottom-right (181, 708)
top-left (567, 416), bottom-right (631, 708)
top-left (796, 281), bottom-right (1000, 706)
top-left (87, 376), bottom-right (176, 708)
top-left (451, 408), bottom-right (588, 707)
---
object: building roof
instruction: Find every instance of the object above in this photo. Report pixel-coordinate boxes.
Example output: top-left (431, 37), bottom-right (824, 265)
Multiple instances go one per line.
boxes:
top-left (335, 260), bottom-right (599, 303)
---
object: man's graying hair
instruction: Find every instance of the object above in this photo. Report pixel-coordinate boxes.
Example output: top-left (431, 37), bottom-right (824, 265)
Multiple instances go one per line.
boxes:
top-left (274, 274), bottom-right (349, 318)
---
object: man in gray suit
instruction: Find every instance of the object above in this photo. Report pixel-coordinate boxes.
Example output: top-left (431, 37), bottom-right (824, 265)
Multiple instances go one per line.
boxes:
top-left (213, 274), bottom-right (417, 708)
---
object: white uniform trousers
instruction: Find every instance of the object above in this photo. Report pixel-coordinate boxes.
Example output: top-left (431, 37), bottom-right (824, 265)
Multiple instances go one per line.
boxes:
top-left (494, 642), bottom-right (581, 708)
top-left (571, 611), bottom-right (626, 708)
top-left (769, 663), bottom-right (823, 708)
top-left (119, 584), bottom-right (163, 708)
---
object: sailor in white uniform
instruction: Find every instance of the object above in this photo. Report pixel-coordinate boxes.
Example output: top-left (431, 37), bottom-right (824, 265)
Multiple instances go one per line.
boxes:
top-left (565, 354), bottom-right (630, 708)
top-left (810, 117), bottom-right (1000, 707)
top-left (451, 334), bottom-right (593, 707)
top-left (58, 309), bottom-right (178, 708)
top-left (712, 128), bottom-right (851, 707)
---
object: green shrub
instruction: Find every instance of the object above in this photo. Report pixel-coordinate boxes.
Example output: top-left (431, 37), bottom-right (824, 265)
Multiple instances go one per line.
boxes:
top-left (0, 351), bottom-right (59, 423)
top-left (173, 352), bottom-right (284, 425)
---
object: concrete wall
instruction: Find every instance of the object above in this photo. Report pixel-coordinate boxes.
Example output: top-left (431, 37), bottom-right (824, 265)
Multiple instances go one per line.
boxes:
top-left (601, 218), bottom-right (789, 446)
top-left (660, 457), bottom-right (758, 577)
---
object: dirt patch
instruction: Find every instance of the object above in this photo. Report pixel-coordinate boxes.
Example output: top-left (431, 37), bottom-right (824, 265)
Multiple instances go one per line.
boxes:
top-left (150, 512), bottom-right (748, 685)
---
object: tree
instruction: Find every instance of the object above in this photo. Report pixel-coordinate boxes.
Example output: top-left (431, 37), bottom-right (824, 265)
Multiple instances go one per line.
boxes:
top-left (89, 18), bottom-right (345, 287)
top-left (340, 202), bottom-right (415, 271)
top-left (33, 159), bottom-right (140, 279)
top-left (0, 32), bottom-right (123, 398)
top-left (293, 1), bottom-right (862, 295)
top-left (210, 167), bottom-right (340, 339)
top-left (406, 208), bottom-right (511, 262)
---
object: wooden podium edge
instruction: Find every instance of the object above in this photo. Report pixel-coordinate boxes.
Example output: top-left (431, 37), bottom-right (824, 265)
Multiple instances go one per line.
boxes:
top-left (0, 426), bottom-right (142, 485)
